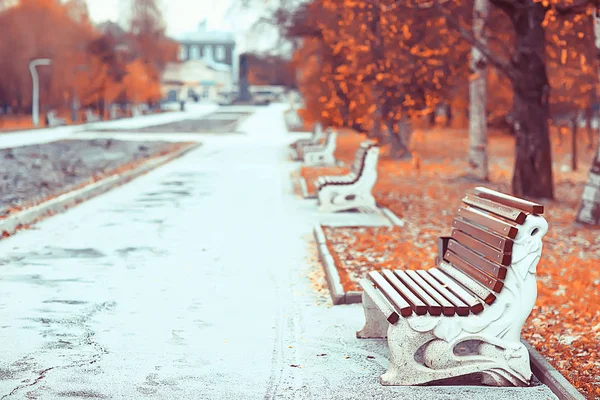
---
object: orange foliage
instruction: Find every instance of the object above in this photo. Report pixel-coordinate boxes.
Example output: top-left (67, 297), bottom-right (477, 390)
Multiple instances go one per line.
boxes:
top-left (0, 0), bottom-right (176, 122)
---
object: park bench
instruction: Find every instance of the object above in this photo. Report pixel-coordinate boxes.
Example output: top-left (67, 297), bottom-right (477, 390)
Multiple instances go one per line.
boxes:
top-left (85, 109), bottom-right (100, 122)
top-left (316, 141), bottom-right (380, 213)
top-left (46, 110), bottom-right (66, 127)
top-left (290, 123), bottom-right (325, 160)
top-left (357, 187), bottom-right (548, 387)
top-left (301, 128), bottom-right (337, 166)
top-left (132, 105), bottom-right (142, 118)
top-left (315, 140), bottom-right (377, 190)
top-left (291, 122), bottom-right (323, 148)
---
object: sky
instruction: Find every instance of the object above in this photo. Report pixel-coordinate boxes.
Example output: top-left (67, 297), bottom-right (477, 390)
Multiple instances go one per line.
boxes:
top-left (85, 0), bottom-right (235, 36)
top-left (85, 0), bottom-right (284, 54)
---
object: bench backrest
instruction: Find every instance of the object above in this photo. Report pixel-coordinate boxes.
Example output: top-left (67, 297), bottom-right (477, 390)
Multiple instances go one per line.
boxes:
top-left (322, 129), bottom-right (336, 151)
top-left (440, 187), bottom-right (545, 307)
top-left (351, 140), bottom-right (377, 175)
top-left (313, 122), bottom-right (323, 139)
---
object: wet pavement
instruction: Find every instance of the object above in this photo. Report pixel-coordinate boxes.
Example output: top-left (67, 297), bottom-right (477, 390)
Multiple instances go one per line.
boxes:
top-left (0, 105), bottom-right (558, 399)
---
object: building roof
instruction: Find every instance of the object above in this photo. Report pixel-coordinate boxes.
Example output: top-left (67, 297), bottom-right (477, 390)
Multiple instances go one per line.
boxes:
top-left (176, 30), bottom-right (235, 45)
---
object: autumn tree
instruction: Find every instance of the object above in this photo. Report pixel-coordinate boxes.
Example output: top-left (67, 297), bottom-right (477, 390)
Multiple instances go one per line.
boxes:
top-left (128, 0), bottom-right (177, 104)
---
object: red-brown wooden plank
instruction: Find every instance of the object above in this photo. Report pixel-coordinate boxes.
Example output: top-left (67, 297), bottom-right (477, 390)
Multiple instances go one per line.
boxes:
top-left (473, 186), bottom-right (544, 214)
top-left (382, 270), bottom-right (428, 315)
top-left (447, 240), bottom-right (508, 279)
top-left (457, 206), bottom-right (518, 239)
top-left (452, 218), bottom-right (513, 252)
top-left (444, 249), bottom-right (505, 292)
top-left (462, 194), bottom-right (528, 224)
top-left (359, 279), bottom-right (399, 324)
top-left (368, 271), bottom-right (412, 317)
top-left (394, 270), bottom-right (443, 316)
top-left (436, 263), bottom-right (496, 305)
top-left (450, 229), bottom-right (511, 266)
top-left (406, 270), bottom-right (459, 316)
top-left (421, 269), bottom-right (481, 315)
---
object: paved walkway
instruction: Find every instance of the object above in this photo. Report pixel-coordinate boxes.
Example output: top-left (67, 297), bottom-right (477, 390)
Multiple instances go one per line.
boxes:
top-left (0, 105), bottom-right (556, 399)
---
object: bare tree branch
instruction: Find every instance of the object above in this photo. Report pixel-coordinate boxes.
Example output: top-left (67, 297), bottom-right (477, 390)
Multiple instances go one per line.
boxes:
top-left (433, 1), bottom-right (513, 79)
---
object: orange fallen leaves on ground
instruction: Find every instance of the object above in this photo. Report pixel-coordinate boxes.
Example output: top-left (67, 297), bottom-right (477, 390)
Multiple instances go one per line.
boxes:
top-left (303, 128), bottom-right (600, 398)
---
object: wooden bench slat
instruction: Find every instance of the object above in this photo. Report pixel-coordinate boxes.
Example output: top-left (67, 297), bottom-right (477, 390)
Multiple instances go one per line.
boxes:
top-left (444, 249), bottom-right (504, 293)
top-left (430, 267), bottom-right (487, 312)
top-left (462, 194), bottom-right (528, 224)
top-left (359, 278), bottom-right (400, 324)
top-left (457, 206), bottom-right (518, 239)
top-left (451, 229), bottom-right (511, 266)
top-left (452, 218), bottom-right (513, 252)
top-left (394, 270), bottom-right (443, 316)
top-left (368, 271), bottom-right (412, 317)
top-left (406, 270), bottom-right (459, 316)
top-left (382, 269), bottom-right (428, 315)
top-left (436, 263), bottom-right (496, 305)
top-left (447, 240), bottom-right (508, 279)
top-left (418, 269), bottom-right (476, 315)
top-left (474, 186), bottom-right (544, 214)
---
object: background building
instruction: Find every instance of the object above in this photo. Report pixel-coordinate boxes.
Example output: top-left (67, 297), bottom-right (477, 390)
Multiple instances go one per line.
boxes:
top-left (161, 21), bottom-right (236, 103)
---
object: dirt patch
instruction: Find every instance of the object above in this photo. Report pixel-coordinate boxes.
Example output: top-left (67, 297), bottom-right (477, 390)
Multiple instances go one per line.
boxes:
top-left (0, 139), bottom-right (191, 218)
top-left (96, 111), bottom-right (253, 133)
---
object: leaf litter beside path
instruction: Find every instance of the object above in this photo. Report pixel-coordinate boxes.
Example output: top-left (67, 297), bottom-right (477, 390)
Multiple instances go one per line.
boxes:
top-left (0, 138), bottom-right (193, 218)
top-left (302, 128), bottom-right (600, 399)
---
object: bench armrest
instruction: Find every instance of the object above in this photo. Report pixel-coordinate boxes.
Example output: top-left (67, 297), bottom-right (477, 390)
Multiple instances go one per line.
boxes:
top-left (436, 236), bottom-right (451, 266)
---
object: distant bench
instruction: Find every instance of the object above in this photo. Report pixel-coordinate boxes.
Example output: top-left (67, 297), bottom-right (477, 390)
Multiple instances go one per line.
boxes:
top-left (85, 109), bottom-right (101, 122)
top-left (316, 140), bottom-right (379, 213)
top-left (290, 123), bottom-right (325, 161)
top-left (357, 187), bottom-right (548, 387)
top-left (46, 110), bottom-right (66, 127)
top-left (300, 128), bottom-right (337, 166)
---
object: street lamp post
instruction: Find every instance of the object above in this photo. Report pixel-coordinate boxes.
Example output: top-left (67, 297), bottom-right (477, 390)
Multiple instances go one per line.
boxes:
top-left (29, 58), bottom-right (52, 127)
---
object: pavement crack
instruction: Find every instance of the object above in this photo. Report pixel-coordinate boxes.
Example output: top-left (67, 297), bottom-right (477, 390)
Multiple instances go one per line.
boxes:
top-left (1, 367), bottom-right (55, 399)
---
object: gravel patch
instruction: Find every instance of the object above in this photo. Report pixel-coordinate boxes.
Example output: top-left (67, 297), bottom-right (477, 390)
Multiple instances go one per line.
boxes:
top-left (0, 138), bottom-right (189, 217)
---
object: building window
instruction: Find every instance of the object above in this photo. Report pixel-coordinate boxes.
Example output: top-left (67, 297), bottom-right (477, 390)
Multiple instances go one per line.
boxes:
top-left (215, 45), bottom-right (225, 61)
top-left (178, 45), bottom-right (187, 61)
top-left (190, 45), bottom-right (200, 60)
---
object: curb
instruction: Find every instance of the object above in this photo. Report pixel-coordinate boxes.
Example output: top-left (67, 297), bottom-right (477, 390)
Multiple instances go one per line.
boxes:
top-left (300, 176), bottom-right (317, 199)
top-left (313, 224), bottom-right (361, 305)
top-left (522, 341), bottom-right (585, 400)
top-left (0, 143), bottom-right (200, 237)
top-left (313, 224), bottom-right (345, 305)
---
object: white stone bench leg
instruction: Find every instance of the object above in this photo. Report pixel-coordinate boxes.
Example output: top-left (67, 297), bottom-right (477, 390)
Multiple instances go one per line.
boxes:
top-left (356, 290), bottom-right (390, 339)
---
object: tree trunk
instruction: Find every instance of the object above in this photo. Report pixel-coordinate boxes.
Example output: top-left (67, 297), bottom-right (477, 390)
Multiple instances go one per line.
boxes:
top-left (387, 118), bottom-right (413, 159)
top-left (571, 117), bottom-right (578, 171)
top-left (576, 9), bottom-right (600, 224)
top-left (586, 105), bottom-right (594, 150)
top-left (500, 1), bottom-right (554, 199)
top-left (468, 0), bottom-right (490, 181)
